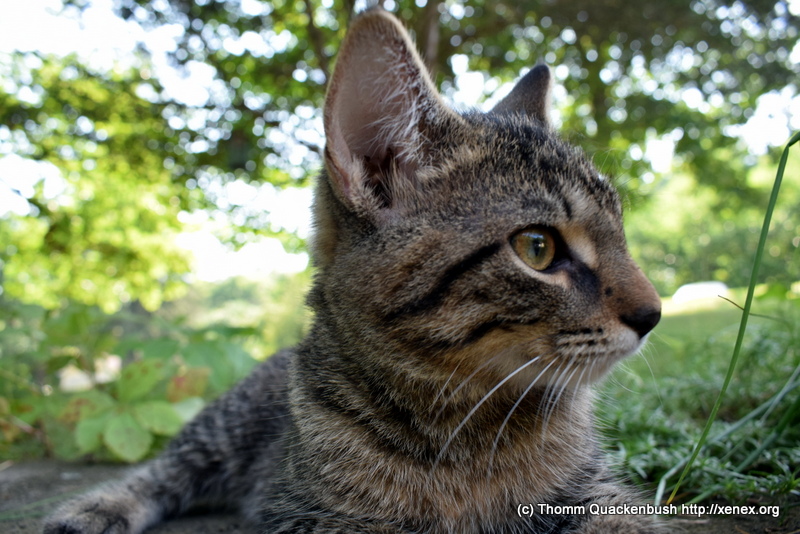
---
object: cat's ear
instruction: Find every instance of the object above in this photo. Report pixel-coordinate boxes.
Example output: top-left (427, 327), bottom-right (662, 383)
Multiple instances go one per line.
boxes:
top-left (490, 64), bottom-right (552, 125)
top-left (323, 9), bottom-right (458, 217)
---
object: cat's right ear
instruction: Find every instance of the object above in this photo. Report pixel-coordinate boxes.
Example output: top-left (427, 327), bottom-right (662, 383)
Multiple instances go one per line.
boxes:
top-left (323, 10), bottom-right (459, 218)
top-left (490, 64), bottom-right (552, 125)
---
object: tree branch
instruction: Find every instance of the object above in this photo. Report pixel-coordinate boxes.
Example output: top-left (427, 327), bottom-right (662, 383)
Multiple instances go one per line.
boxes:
top-left (421, 0), bottom-right (441, 78)
top-left (303, 0), bottom-right (330, 83)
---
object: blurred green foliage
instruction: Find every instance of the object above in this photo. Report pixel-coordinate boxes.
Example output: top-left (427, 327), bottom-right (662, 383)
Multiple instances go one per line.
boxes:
top-left (626, 150), bottom-right (800, 295)
top-left (1, 0), bottom-right (798, 308)
top-left (0, 273), bottom-right (309, 461)
top-left (0, 57), bottom-right (191, 311)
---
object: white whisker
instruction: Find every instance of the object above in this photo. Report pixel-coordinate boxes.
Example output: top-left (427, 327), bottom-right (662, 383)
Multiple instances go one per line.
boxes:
top-left (550, 362), bottom-right (580, 410)
top-left (431, 364), bottom-right (461, 414)
top-left (432, 350), bottom-right (508, 423)
top-left (431, 331), bottom-right (551, 423)
top-left (486, 356), bottom-right (558, 476)
top-left (433, 354), bottom-right (544, 469)
top-left (566, 360), bottom-right (591, 415)
top-left (538, 358), bottom-right (578, 441)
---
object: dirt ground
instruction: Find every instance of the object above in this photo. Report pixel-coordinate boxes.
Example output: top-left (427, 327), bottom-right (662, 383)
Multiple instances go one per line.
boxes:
top-left (2, 460), bottom-right (798, 534)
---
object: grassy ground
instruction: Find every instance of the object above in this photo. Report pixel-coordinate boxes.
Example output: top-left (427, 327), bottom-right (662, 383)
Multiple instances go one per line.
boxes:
top-left (599, 291), bottom-right (800, 509)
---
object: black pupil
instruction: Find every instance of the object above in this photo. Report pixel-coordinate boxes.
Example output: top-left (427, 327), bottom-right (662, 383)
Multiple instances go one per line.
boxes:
top-left (528, 233), bottom-right (547, 259)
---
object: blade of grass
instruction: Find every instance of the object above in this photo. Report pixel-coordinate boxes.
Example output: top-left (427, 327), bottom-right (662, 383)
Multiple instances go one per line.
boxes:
top-left (686, 391), bottom-right (800, 505)
top-left (653, 373), bottom-right (800, 505)
top-left (734, 390), bottom-right (800, 473)
top-left (664, 131), bottom-right (800, 505)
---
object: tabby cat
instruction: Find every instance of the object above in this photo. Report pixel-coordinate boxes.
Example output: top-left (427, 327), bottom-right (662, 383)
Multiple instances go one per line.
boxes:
top-left (45, 9), bottom-right (663, 534)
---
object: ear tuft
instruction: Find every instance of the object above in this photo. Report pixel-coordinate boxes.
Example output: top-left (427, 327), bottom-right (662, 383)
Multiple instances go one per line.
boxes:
top-left (490, 64), bottom-right (552, 125)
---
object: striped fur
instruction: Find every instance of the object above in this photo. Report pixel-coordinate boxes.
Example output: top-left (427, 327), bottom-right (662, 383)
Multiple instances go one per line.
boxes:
top-left (44, 9), bottom-right (664, 534)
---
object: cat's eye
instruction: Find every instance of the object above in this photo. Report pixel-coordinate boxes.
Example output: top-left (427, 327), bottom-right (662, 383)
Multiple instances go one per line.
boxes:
top-left (511, 227), bottom-right (557, 271)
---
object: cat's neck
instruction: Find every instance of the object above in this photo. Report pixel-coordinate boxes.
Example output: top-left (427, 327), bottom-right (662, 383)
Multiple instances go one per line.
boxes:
top-left (290, 325), bottom-right (599, 529)
top-left (295, 313), bottom-right (596, 464)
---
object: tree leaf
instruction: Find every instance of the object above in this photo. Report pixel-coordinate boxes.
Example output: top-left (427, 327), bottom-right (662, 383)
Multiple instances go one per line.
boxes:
top-left (183, 342), bottom-right (232, 393)
top-left (103, 411), bottom-right (152, 462)
top-left (117, 360), bottom-right (164, 403)
top-left (75, 412), bottom-right (111, 454)
top-left (60, 390), bottom-right (116, 423)
top-left (43, 417), bottom-right (82, 461)
top-left (218, 341), bottom-right (257, 382)
top-left (166, 366), bottom-right (210, 402)
top-left (172, 397), bottom-right (205, 423)
top-left (132, 400), bottom-right (183, 437)
top-left (139, 339), bottom-right (180, 360)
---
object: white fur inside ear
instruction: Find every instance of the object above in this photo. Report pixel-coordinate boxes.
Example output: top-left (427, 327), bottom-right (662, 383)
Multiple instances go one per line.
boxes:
top-left (322, 10), bottom-right (455, 215)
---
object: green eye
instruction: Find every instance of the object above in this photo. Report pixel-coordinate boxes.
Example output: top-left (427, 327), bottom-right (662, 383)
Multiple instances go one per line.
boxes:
top-left (511, 227), bottom-right (556, 271)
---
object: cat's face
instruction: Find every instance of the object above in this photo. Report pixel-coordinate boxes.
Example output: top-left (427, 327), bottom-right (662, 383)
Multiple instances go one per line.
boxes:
top-left (313, 10), bottom-right (660, 393)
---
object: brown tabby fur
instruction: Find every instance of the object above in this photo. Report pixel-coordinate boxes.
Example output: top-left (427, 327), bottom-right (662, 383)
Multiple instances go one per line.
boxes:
top-left (44, 9), bottom-right (664, 534)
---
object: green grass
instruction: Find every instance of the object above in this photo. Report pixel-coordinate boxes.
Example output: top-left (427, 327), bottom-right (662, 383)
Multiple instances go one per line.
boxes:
top-left (599, 292), bottom-right (800, 506)
top-left (641, 298), bottom-right (744, 377)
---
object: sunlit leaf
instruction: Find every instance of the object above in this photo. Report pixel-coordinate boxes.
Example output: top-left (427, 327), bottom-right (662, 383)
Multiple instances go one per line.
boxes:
top-left (103, 411), bottom-right (153, 462)
top-left (133, 400), bottom-right (184, 437)
top-left (117, 360), bottom-right (165, 403)
top-left (75, 412), bottom-right (111, 454)
top-left (172, 397), bottom-right (205, 423)
top-left (139, 339), bottom-right (180, 360)
top-left (166, 367), bottom-right (210, 402)
top-left (183, 341), bottom-right (233, 393)
top-left (60, 390), bottom-right (116, 423)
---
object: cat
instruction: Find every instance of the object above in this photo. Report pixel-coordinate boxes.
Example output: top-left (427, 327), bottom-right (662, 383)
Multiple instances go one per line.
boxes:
top-left (44, 9), bottom-right (663, 534)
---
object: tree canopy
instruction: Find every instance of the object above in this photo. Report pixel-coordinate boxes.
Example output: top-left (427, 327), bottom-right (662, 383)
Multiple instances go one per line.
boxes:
top-left (1, 0), bottom-right (798, 309)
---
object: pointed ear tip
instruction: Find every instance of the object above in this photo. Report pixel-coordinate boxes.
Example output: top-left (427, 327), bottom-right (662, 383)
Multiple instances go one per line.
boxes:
top-left (528, 64), bottom-right (552, 83)
top-left (350, 7), bottom-right (406, 35)
top-left (325, 9), bottom-right (404, 117)
top-left (532, 63), bottom-right (551, 76)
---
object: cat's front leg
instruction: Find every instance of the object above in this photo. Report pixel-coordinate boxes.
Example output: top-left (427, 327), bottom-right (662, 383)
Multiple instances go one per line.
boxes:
top-left (578, 483), bottom-right (668, 534)
top-left (42, 461), bottom-right (169, 534)
top-left (581, 514), bottom-right (666, 534)
top-left (44, 353), bottom-right (291, 534)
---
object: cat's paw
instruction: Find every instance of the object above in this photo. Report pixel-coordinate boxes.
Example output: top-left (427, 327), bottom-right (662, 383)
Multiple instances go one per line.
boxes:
top-left (43, 507), bottom-right (128, 534)
top-left (43, 492), bottom-right (155, 534)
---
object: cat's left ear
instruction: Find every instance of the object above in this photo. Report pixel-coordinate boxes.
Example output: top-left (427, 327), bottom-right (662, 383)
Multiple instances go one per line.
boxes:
top-left (323, 9), bottom-right (460, 218)
top-left (490, 64), bottom-right (552, 125)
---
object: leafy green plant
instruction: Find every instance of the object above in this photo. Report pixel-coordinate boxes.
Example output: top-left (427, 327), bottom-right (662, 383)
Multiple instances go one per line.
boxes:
top-left (600, 133), bottom-right (800, 508)
top-left (0, 298), bottom-right (259, 462)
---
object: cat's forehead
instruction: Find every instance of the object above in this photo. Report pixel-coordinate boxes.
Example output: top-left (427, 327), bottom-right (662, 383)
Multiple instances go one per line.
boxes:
top-left (434, 112), bottom-right (623, 225)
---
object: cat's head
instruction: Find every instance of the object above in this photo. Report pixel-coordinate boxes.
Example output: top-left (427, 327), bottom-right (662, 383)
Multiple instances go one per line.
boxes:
top-left (310, 9), bottom-right (661, 392)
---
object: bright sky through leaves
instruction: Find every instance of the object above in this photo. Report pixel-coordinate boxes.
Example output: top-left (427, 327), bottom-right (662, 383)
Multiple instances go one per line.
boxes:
top-left (1, 0), bottom-right (798, 283)
top-left (0, 0), bottom-right (312, 279)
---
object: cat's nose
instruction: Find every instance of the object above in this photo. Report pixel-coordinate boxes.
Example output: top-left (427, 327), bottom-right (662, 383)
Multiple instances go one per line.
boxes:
top-left (620, 307), bottom-right (661, 338)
